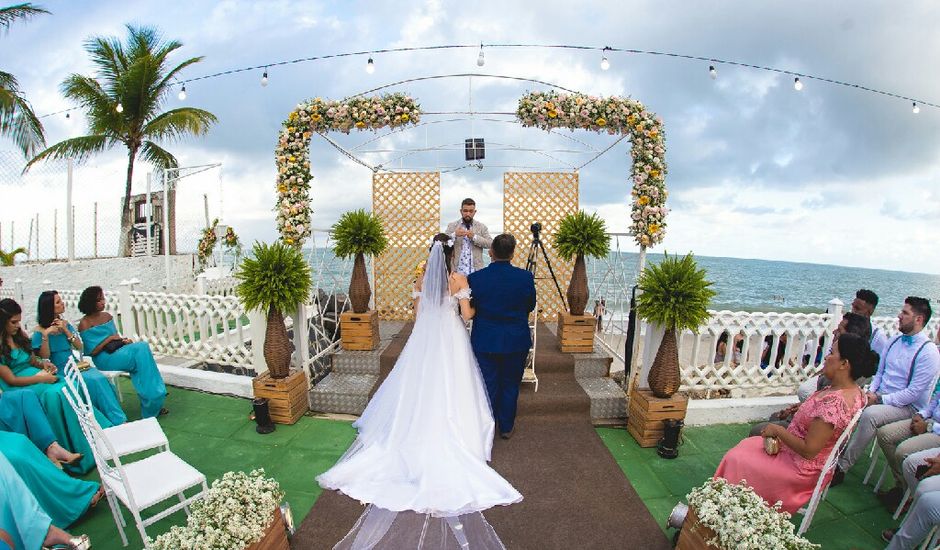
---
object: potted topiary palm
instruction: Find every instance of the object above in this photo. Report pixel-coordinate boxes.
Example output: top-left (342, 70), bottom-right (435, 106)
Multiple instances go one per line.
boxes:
top-left (636, 252), bottom-right (715, 398)
top-left (553, 211), bottom-right (611, 316)
top-left (235, 241), bottom-right (311, 379)
top-left (331, 209), bottom-right (388, 314)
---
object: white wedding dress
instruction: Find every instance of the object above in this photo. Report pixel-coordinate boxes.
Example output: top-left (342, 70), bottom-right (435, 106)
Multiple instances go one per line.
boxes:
top-left (317, 242), bottom-right (521, 549)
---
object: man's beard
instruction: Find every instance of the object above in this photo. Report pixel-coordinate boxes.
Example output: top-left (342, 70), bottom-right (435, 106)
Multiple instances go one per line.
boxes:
top-left (899, 320), bottom-right (914, 335)
top-left (462, 216), bottom-right (473, 226)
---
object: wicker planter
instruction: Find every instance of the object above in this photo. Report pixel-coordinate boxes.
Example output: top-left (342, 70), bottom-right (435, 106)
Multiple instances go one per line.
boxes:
top-left (648, 327), bottom-right (681, 398)
top-left (349, 252), bottom-right (372, 313)
top-left (676, 507), bottom-right (721, 550)
top-left (263, 306), bottom-right (292, 379)
top-left (245, 507), bottom-right (290, 550)
top-left (566, 254), bottom-right (588, 316)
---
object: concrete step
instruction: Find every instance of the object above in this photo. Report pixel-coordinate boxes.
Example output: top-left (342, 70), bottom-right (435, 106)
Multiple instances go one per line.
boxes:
top-left (577, 376), bottom-right (627, 424)
top-left (309, 372), bottom-right (378, 416)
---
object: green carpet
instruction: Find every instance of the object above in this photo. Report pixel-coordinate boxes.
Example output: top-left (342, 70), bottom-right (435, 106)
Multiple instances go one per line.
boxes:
top-left (598, 424), bottom-right (901, 550)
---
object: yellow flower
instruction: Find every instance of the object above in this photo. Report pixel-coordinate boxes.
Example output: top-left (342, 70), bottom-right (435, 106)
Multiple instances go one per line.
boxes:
top-left (648, 223), bottom-right (660, 234)
top-left (650, 169), bottom-right (660, 178)
top-left (287, 126), bottom-right (295, 133)
top-left (355, 121), bottom-right (366, 128)
top-left (285, 237), bottom-right (294, 245)
top-left (288, 156), bottom-right (296, 162)
top-left (311, 114), bottom-right (321, 122)
top-left (649, 128), bottom-right (659, 137)
top-left (640, 235), bottom-right (650, 246)
top-left (637, 195), bottom-right (650, 206)
top-left (277, 184), bottom-right (287, 193)
top-left (545, 101), bottom-right (555, 110)
top-left (414, 260), bottom-right (427, 278)
top-left (401, 113), bottom-right (410, 122)
top-left (595, 117), bottom-right (607, 127)
top-left (547, 109), bottom-right (558, 118)
top-left (627, 114), bottom-right (636, 125)
top-left (289, 112), bottom-right (297, 122)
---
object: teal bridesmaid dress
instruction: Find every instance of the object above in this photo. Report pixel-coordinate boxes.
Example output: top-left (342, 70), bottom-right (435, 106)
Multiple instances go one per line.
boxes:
top-left (0, 390), bottom-right (56, 451)
top-left (80, 320), bottom-right (166, 418)
top-left (0, 348), bottom-right (113, 474)
top-left (0, 453), bottom-right (53, 550)
top-left (0, 432), bottom-right (99, 528)
top-left (31, 326), bottom-right (127, 425)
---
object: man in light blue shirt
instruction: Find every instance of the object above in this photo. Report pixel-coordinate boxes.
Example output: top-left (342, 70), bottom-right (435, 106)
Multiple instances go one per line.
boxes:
top-left (834, 297), bottom-right (940, 485)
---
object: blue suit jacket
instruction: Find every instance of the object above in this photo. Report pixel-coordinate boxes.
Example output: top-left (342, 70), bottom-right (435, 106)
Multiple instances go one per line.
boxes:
top-left (468, 261), bottom-right (537, 354)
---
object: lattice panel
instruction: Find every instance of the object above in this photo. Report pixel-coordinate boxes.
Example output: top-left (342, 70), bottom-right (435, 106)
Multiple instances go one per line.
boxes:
top-left (503, 172), bottom-right (579, 321)
top-left (373, 172), bottom-right (441, 320)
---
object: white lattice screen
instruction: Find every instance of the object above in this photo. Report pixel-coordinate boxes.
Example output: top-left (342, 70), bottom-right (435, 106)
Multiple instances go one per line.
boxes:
top-left (503, 172), bottom-right (579, 321)
top-left (372, 172), bottom-right (441, 320)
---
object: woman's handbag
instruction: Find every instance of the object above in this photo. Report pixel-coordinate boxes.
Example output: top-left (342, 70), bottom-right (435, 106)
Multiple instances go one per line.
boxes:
top-left (102, 339), bottom-right (126, 354)
top-left (763, 436), bottom-right (780, 456)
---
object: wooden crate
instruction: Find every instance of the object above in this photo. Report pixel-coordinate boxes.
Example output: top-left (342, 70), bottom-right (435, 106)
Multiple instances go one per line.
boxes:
top-left (627, 389), bottom-right (688, 447)
top-left (252, 369), bottom-right (308, 425)
top-left (675, 507), bottom-right (721, 550)
top-left (557, 312), bottom-right (596, 353)
top-left (246, 508), bottom-right (290, 550)
top-left (340, 310), bottom-right (380, 351)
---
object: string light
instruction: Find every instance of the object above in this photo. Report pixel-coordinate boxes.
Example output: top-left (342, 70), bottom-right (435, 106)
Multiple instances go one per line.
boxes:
top-left (115, 103), bottom-right (124, 113)
top-left (366, 57), bottom-right (375, 74)
top-left (708, 65), bottom-right (717, 79)
top-left (600, 47), bottom-right (610, 71)
top-left (476, 43), bottom-right (484, 67)
top-left (178, 85), bottom-right (187, 101)
top-left (793, 77), bottom-right (803, 91)
top-left (261, 70), bottom-right (268, 87)
top-left (913, 102), bottom-right (920, 114)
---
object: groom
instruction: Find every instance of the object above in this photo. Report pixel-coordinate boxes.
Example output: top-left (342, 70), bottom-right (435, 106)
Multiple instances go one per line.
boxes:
top-left (468, 233), bottom-right (537, 439)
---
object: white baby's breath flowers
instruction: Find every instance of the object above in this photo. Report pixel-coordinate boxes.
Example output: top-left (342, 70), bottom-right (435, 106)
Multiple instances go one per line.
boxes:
top-left (685, 478), bottom-right (819, 550)
top-left (150, 469), bottom-right (285, 550)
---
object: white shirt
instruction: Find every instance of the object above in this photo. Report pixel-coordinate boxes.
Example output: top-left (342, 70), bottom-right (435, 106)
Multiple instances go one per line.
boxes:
top-left (871, 329), bottom-right (940, 409)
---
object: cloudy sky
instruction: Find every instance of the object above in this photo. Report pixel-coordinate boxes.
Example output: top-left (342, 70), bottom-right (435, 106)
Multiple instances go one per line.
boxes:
top-left (2, 0), bottom-right (939, 274)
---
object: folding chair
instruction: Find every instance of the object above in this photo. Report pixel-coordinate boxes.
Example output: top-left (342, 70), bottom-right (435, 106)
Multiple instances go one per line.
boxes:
top-left (797, 407), bottom-right (865, 535)
top-left (921, 525), bottom-right (939, 550)
top-left (63, 356), bottom-right (168, 459)
top-left (61, 376), bottom-right (207, 548)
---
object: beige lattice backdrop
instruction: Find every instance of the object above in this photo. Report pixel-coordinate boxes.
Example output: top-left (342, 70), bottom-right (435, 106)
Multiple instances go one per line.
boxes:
top-left (503, 172), bottom-right (579, 321)
top-left (372, 172), bottom-right (441, 320)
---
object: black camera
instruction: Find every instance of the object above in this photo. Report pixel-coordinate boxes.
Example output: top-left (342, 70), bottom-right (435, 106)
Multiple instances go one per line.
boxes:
top-left (530, 222), bottom-right (542, 240)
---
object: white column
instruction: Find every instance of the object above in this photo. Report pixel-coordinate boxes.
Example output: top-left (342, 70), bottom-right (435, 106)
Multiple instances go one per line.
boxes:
top-left (248, 309), bottom-right (268, 376)
top-left (117, 279), bottom-right (140, 338)
top-left (293, 302), bottom-right (309, 372)
top-left (145, 172), bottom-right (152, 257)
top-left (163, 170), bottom-right (171, 289)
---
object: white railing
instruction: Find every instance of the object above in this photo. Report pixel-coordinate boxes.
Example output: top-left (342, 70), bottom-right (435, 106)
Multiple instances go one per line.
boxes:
top-left (0, 287), bottom-right (14, 300)
top-left (196, 275), bottom-right (238, 296)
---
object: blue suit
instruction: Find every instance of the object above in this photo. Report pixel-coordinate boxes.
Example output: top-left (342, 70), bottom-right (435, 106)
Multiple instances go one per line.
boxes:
top-left (468, 260), bottom-right (536, 434)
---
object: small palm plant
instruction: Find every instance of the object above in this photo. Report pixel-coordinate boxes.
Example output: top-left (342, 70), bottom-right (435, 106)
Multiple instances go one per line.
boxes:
top-left (553, 211), bottom-right (611, 316)
top-left (0, 247), bottom-right (27, 266)
top-left (235, 242), bottom-right (311, 379)
top-left (636, 252), bottom-right (716, 397)
top-left (331, 209), bottom-right (388, 313)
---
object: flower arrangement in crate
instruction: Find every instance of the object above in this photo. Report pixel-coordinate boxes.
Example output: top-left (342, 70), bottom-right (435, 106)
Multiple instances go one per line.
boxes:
top-left (678, 478), bottom-right (819, 550)
top-left (150, 469), bottom-right (287, 550)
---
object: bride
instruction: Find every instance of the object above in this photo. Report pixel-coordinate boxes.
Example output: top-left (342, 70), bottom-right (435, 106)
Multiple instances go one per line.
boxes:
top-left (317, 233), bottom-right (521, 549)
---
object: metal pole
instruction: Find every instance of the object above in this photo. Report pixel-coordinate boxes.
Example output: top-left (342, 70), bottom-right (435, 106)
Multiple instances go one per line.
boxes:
top-left (67, 158), bottom-right (75, 260)
top-left (626, 245), bottom-right (647, 397)
top-left (203, 193), bottom-right (210, 228)
top-left (53, 209), bottom-right (58, 259)
top-left (163, 170), bottom-right (171, 289)
top-left (35, 213), bottom-right (39, 260)
top-left (93, 202), bottom-right (98, 257)
top-left (145, 172), bottom-right (152, 256)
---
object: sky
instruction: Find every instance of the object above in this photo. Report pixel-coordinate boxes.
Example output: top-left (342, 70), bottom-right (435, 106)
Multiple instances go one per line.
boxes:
top-left (1, 0), bottom-right (939, 274)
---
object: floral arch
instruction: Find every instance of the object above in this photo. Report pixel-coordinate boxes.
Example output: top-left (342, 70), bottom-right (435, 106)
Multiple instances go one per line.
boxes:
top-left (274, 89), bottom-right (667, 249)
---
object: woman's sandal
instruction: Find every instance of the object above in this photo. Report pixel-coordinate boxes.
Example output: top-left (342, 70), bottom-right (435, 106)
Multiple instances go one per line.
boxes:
top-left (42, 533), bottom-right (91, 550)
top-left (90, 487), bottom-right (105, 508)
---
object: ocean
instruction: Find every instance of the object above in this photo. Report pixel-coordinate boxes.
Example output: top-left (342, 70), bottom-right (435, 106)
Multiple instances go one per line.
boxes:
top-left (305, 248), bottom-right (940, 316)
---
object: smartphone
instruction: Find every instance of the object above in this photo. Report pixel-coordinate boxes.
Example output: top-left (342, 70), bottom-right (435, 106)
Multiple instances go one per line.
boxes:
top-left (916, 464), bottom-right (930, 479)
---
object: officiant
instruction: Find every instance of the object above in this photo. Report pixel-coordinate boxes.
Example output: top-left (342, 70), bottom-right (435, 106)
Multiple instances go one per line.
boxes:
top-left (445, 198), bottom-right (493, 275)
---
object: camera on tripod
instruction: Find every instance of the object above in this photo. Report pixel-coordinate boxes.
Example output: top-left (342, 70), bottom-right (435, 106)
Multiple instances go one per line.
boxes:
top-left (530, 222), bottom-right (542, 242)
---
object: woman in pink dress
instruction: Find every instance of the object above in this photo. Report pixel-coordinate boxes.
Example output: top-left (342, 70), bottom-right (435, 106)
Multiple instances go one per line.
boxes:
top-left (714, 333), bottom-right (878, 512)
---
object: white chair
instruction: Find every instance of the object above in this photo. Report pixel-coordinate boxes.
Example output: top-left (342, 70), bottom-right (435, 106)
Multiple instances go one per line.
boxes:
top-left (61, 375), bottom-right (207, 548)
top-left (796, 407), bottom-right (865, 535)
top-left (63, 357), bottom-right (169, 459)
top-left (921, 525), bottom-right (939, 550)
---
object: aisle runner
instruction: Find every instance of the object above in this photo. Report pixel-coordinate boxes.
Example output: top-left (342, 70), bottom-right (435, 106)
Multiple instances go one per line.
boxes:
top-left (293, 324), bottom-right (670, 549)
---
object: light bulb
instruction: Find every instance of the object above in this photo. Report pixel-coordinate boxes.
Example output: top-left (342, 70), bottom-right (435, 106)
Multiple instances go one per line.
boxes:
top-left (913, 102), bottom-right (920, 114)
top-left (793, 77), bottom-right (803, 91)
top-left (366, 57), bottom-right (375, 74)
top-left (477, 49), bottom-right (485, 67)
top-left (261, 71), bottom-right (268, 87)
top-left (65, 112), bottom-right (70, 119)
top-left (709, 65), bottom-right (717, 79)
top-left (600, 56), bottom-right (610, 71)
top-left (115, 103), bottom-right (124, 113)
top-left (178, 85), bottom-right (186, 101)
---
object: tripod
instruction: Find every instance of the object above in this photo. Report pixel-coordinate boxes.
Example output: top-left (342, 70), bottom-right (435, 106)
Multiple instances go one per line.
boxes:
top-left (525, 223), bottom-right (566, 307)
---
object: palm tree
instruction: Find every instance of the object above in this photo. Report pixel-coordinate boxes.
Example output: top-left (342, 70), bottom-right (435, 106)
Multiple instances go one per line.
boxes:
top-left (0, 246), bottom-right (27, 266)
top-left (27, 24), bottom-right (217, 256)
top-left (0, 3), bottom-right (49, 158)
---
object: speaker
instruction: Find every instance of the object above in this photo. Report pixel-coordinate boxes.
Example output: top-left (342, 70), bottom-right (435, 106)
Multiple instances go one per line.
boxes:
top-left (465, 138), bottom-right (485, 161)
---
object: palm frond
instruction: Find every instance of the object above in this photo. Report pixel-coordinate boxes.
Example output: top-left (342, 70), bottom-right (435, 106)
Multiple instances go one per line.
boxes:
top-left (0, 70), bottom-right (45, 157)
top-left (26, 134), bottom-right (110, 170)
top-left (235, 242), bottom-right (312, 314)
top-left (143, 108), bottom-right (217, 141)
top-left (154, 56), bottom-right (205, 93)
top-left (139, 141), bottom-right (178, 170)
top-left (553, 210), bottom-right (610, 261)
top-left (636, 252), bottom-right (716, 331)
top-left (0, 3), bottom-right (49, 32)
top-left (331, 210), bottom-right (388, 258)
top-left (0, 246), bottom-right (27, 266)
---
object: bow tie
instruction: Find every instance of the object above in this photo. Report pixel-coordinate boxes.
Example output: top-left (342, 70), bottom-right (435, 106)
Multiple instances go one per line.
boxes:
top-left (901, 334), bottom-right (915, 345)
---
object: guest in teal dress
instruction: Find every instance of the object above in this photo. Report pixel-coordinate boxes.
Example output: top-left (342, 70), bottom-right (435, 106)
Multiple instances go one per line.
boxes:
top-left (0, 299), bottom-right (112, 474)
top-left (33, 290), bottom-right (126, 425)
top-left (77, 286), bottom-right (167, 418)
top-left (0, 454), bottom-right (91, 550)
top-left (0, 389), bottom-right (83, 468)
